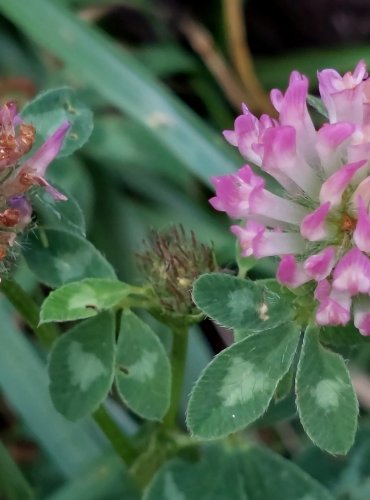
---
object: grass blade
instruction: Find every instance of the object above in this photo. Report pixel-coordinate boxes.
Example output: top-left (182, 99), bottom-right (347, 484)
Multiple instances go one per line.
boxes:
top-left (0, 441), bottom-right (35, 500)
top-left (0, 0), bottom-right (239, 185)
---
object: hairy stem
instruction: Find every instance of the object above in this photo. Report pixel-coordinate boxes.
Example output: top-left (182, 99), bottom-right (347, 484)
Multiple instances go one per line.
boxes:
top-left (93, 405), bottom-right (137, 465)
top-left (163, 326), bottom-right (189, 429)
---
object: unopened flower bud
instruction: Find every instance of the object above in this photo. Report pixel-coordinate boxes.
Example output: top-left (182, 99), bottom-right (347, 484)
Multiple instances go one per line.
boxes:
top-left (137, 225), bottom-right (217, 319)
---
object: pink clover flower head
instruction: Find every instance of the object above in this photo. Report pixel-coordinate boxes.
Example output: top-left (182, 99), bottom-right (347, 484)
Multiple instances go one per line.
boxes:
top-left (211, 60), bottom-right (370, 335)
top-left (0, 101), bottom-right (70, 262)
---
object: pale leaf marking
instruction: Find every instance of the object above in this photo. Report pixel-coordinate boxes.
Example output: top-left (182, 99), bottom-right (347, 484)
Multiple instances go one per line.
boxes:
top-left (67, 341), bottom-right (106, 391)
top-left (218, 356), bottom-right (267, 407)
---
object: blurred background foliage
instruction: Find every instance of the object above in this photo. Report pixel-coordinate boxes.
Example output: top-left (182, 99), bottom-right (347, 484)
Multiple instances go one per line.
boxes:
top-left (2, 0), bottom-right (370, 498)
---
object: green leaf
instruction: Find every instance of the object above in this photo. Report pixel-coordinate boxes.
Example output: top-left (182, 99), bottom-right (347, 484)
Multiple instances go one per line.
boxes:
top-left (30, 186), bottom-right (86, 236)
top-left (187, 322), bottom-right (301, 439)
top-left (274, 365), bottom-right (294, 402)
top-left (21, 87), bottom-right (93, 157)
top-left (47, 156), bottom-right (95, 228)
top-left (115, 311), bottom-right (171, 421)
top-left (144, 444), bottom-right (333, 500)
top-left (144, 446), bottom-right (245, 500)
top-left (193, 273), bottom-right (292, 334)
top-left (0, 440), bottom-right (35, 500)
top-left (0, 302), bottom-right (109, 478)
top-left (294, 445), bottom-right (345, 492)
top-left (307, 95), bottom-right (329, 118)
top-left (237, 445), bottom-right (334, 500)
top-left (258, 277), bottom-right (296, 297)
top-left (48, 312), bottom-right (115, 420)
top-left (296, 325), bottom-right (358, 454)
top-left (295, 424), bottom-right (370, 495)
top-left (23, 228), bottom-right (116, 288)
top-left (256, 393), bottom-right (297, 427)
top-left (40, 278), bottom-right (131, 323)
top-left (48, 454), bottom-right (140, 500)
top-left (320, 322), bottom-right (370, 347)
top-left (0, 0), bottom-right (240, 186)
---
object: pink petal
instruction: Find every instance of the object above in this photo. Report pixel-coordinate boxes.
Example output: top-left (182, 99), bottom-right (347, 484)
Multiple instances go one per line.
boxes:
top-left (253, 230), bottom-right (306, 258)
top-left (304, 246), bottom-right (337, 281)
top-left (0, 103), bottom-right (16, 137)
top-left (314, 280), bottom-right (351, 326)
top-left (318, 61), bottom-right (368, 123)
top-left (316, 122), bottom-right (355, 176)
top-left (277, 254), bottom-right (310, 288)
top-left (31, 175), bottom-right (68, 201)
top-left (354, 296), bottom-right (370, 336)
top-left (353, 197), bottom-right (370, 253)
top-left (8, 195), bottom-right (32, 218)
top-left (333, 248), bottom-right (370, 295)
top-left (241, 103), bottom-right (249, 114)
top-left (300, 202), bottom-right (331, 241)
top-left (315, 297), bottom-right (351, 326)
top-left (223, 130), bottom-right (237, 146)
top-left (210, 164), bottom-right (306, 226)
top-left (25, 121), bottom-right (70, 176)
top-left (249, 189), bottom-right (307, 225)
top-left (331, 87), bottom-right (366, 124)
top-left (355, 315), bottom-right (370, 336)
top-left (277, 72), bottom-right (317, 162)
top-left (234, 114), bottom-right (262, 164)
top-left (262, 126), bottom-right (319, 196)
top-left (347, 142), bottom-right (370, 183)
top-left (353, 59), bottom-right (368, 81)
top-left (314, 279), bottom-right (331, 301)
top-left (209, 165), bottom-right (265, 219)
top-left (319, 160), bottom-right (367, 206)
top-left (0, 101), bottom-right (20, 127)
top-left (231, 221), bottom-right (265, 257)
top-left (232, 222), bottom-right (305, 258)
top-left (362, 100), bottom-right (370, 126)
top-left (352, 175), bottom-right (370, 208)
top-left (270, 89), bottom-right (283, 112)
top-left (318, 68), bottom-right (342, 121)
top-left (259, 114), bottom-right (277, 131)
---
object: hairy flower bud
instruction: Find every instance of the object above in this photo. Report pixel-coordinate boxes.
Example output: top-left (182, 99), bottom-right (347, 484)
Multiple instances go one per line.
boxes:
top-left (136, 225), bottom-right (217, 319)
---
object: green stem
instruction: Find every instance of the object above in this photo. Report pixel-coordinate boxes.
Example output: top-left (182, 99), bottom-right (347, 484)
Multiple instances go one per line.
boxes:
top-left (163, 326), bottom-right (189, 429)
top-left (93, 405), bottom-right (137, 465)
top-left (0, 279), bottom-right (58, 349)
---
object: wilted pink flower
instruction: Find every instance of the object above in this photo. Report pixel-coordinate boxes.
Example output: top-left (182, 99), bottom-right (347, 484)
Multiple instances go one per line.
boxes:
top-left (210, 60), bottom-right (370, 335)
top-left (2, 120), bottom-right (70, 201)
top-left (0, 101), bottom-right (69, 262)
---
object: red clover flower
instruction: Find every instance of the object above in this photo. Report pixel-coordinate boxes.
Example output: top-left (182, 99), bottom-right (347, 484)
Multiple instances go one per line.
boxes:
top-left (210, 60), bottom-right (370, 335)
